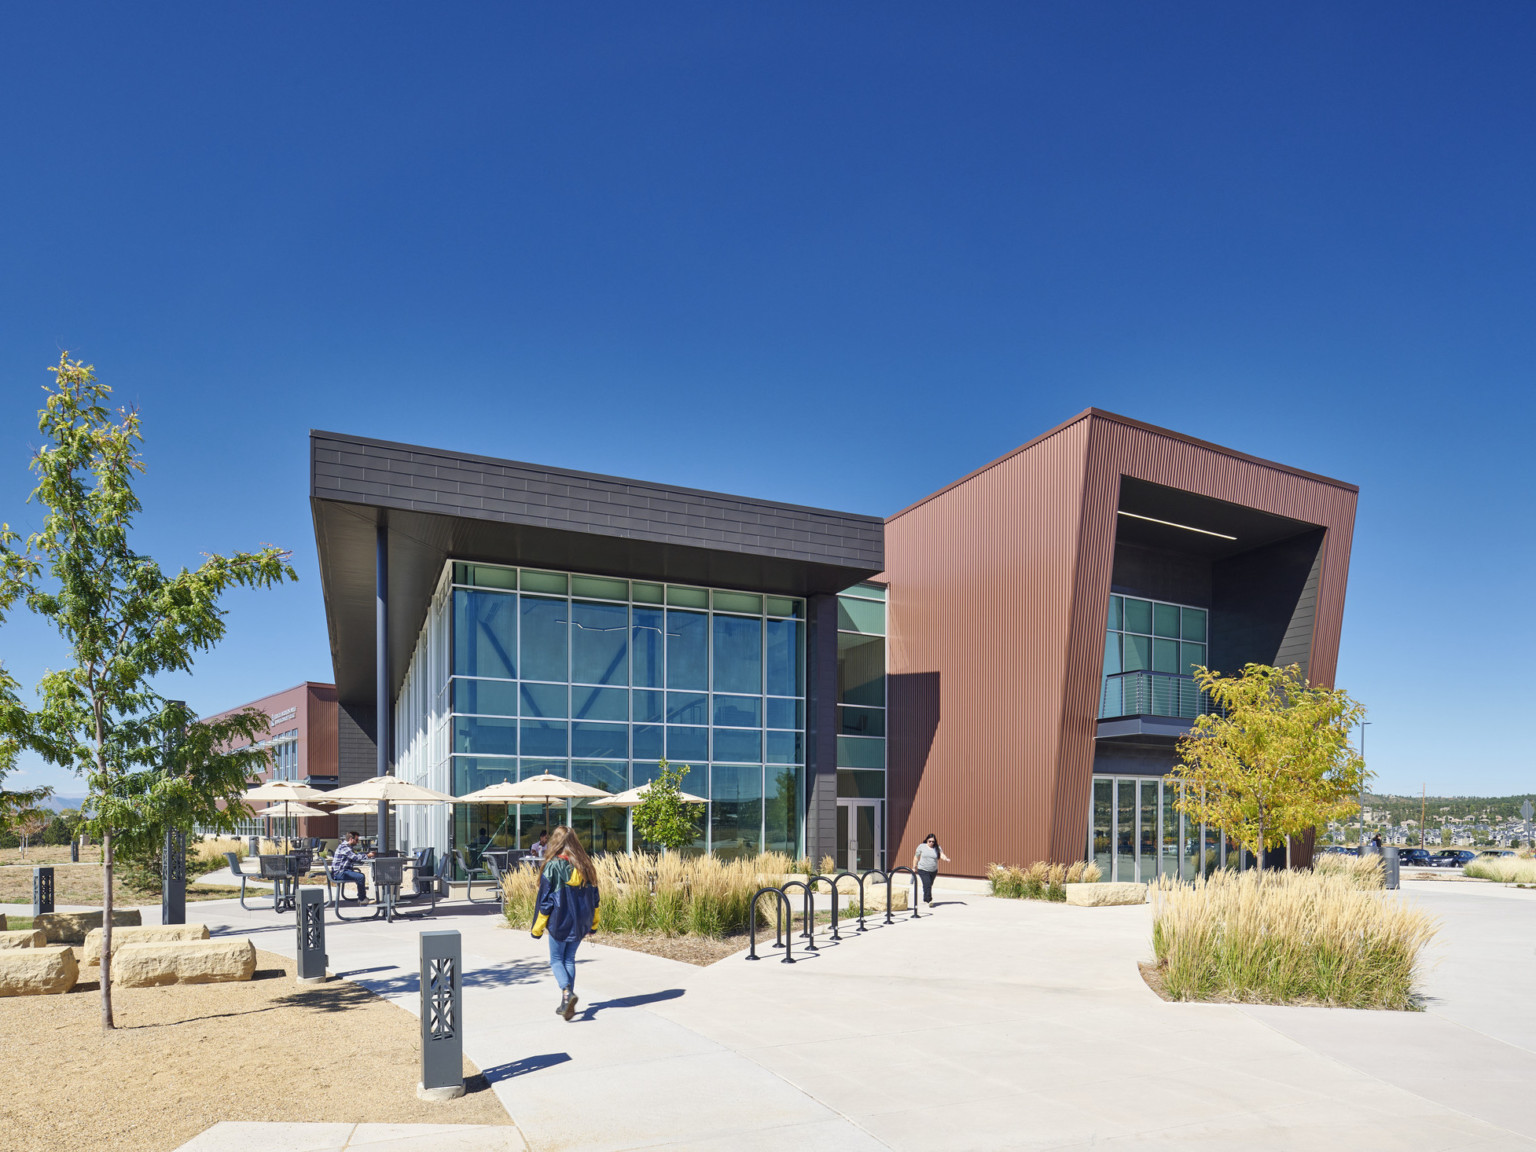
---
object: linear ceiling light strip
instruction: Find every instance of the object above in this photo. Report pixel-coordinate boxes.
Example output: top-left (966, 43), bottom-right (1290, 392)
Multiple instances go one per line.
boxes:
top-left (1116, 510), bottom-right (1237, 541)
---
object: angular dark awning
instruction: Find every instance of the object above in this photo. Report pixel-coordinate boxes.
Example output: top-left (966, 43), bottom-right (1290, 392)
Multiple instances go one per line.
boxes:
top-left (311, 431), bottom-right (885, 703)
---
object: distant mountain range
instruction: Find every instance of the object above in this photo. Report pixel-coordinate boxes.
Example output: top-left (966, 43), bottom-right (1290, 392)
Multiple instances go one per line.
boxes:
top-left (35, 795), bottom-right (89, 814)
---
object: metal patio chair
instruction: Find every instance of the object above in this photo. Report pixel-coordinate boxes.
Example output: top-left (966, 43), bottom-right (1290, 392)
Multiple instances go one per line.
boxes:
top-left (226, 852), bottom-right (274, 913)
top-left (454, 849), bottom-right (498, 904)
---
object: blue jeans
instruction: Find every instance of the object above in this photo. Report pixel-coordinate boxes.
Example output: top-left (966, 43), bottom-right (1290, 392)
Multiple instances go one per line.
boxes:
top-left (334, 869), bottom-right (367, 900)
top-left (548, 935), bottom-right (581, 992)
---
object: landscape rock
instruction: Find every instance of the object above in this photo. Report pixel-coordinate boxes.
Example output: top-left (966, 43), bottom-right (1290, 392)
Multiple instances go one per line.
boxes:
top-left (35, 909), bottom-right (142, 944)
top-left (1064, 882), bottom-right (1146, 906)
top-left (0, 930), bottom-right (47, 949)
top-left (0, 945), bottom-right (79, 996)
top-left (84, 923), bottom-right (209, 966)
top-left (112, 938), bottom-right (256, 987)
top-left (0, 913), bottom-right (7, 930)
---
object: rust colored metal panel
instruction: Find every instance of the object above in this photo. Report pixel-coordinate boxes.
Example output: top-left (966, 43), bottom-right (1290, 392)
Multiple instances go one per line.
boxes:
top-left (886, 418), bottom-right (1093, 880)
top-left (887, 410), bottom-right (1358, 877)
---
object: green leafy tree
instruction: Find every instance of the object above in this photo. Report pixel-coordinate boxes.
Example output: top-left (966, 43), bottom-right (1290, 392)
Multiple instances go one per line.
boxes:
top-left (0, 355), bottom-right (295, 1029)
top-left (632, 760), bottom-right (701, 852)
top-left (1170, 663), bottom-right (1367, 868)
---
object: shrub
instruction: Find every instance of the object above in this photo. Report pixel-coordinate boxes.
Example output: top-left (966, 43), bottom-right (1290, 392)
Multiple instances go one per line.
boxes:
top-left (1150, 868), bottom-right (1437, 1010)
top-left (988, 859), bottom-right (1101, 900)
top-left (1465, 856), bottom-right (1536, 884)
top-left (1314, 852), bottom-right (1385, 888)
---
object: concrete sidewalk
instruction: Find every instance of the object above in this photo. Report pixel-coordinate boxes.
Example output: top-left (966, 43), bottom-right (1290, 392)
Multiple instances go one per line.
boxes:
top-left (159, 877), bottom-right (1536, 1151)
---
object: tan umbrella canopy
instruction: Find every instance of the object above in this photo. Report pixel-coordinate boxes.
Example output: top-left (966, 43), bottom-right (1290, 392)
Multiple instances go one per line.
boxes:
top-left (253, 802), bottom-right (330, 818)
top-left (589, 783), bottom-right (707, 808)
top-left (324, 775), bottom-right (455, 804)
top-left (479, 772), bottom-right (612, 830)
top-left (244, 780), bottom-right (330, 802)
top-left (331, 801), bottom-right (385, 815)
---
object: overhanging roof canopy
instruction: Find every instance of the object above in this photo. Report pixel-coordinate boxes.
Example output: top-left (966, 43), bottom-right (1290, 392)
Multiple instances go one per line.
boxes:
top-left (312, 431), bottom-right (884, 703)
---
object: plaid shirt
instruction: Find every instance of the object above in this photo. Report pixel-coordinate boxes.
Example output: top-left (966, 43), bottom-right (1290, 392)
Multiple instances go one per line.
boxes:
top-left (330, 841), bottom-right (368, 877)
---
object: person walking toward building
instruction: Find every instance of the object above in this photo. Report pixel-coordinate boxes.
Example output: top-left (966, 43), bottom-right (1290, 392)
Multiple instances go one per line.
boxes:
top-left (530, 826), bottom-right (601, 1020)
top-left (913, 833), bottom-right (950, 905)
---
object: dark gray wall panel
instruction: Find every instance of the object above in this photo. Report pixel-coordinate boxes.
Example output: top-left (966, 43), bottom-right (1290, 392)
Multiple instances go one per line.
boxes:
top-left (1110, 542), bottom-right (1212, 606)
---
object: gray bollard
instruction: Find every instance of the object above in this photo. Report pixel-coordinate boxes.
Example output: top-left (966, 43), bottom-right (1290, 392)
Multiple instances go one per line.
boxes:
top-left (417, 930), bottom-right (465, 1101)
top-left (161, 829), bottom-right (187, 925)
top-left (33, 867), bottom-right (54, 916)
top-left (70, 840), bottom-right (79, 864)
top-left (247, 835), bottom-right (260, 858)
top-left (296, 888), bottom-right (328, 984)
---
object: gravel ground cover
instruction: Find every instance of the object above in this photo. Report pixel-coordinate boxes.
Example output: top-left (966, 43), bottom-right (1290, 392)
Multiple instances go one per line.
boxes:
top-left (0, 949), bottom-right (510, 1151)
top-left (591, 929), bottom-right (750, 966)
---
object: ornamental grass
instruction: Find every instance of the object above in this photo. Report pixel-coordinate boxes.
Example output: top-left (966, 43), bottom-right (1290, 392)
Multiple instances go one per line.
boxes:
top-left (988, 860), bottom-right (1101, 901)
top-left (1150, 868), bottom-right (1436, 1010)
top-left (502, 852), bottom-right (782, 938)
top-left (1464, 856), bottom-right (1536, 883)
top-left (1313, 851), bottom-right (1385, 888)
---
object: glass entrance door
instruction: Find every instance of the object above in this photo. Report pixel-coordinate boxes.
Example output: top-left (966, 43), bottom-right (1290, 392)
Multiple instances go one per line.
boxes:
top-left (836, 799), bottom-right (880, 872)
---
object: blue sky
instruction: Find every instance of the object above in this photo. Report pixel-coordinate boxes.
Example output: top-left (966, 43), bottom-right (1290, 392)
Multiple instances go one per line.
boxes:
top-left (2, 4), bottom-right (1532, 796)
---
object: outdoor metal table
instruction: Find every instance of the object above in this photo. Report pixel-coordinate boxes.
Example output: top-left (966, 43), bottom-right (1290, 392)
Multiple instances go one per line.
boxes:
top-left (257, 855), bottom-right (298, 913)
top-left (335, 856), bottom-right (424, 923)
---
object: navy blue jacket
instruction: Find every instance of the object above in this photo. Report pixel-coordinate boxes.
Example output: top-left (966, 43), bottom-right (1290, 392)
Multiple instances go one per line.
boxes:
top-left (531, 858), bottom-right (600, 942)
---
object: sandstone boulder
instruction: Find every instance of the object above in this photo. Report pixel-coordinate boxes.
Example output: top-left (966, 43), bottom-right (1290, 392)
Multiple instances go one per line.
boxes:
top-left (35, 909), bottom-right (142, 944)
top-left (0, 930), bottom-right (46, 949)
top-left (0, 912), bottom-right (7, 930)
top-left (846, 886), bottom-right (909, 913)
top-left (1064, 882), bottom-right (1146, 907)
top-left (112, 938), bottom-right (256, 987)
top-left (84, 923), bottom-right (209, 966)
top-left (0, 945), bottom-right (78, 996)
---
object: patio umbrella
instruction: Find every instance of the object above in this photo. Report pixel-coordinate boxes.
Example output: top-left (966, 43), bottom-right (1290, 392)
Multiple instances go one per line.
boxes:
top-left (587, 783), bottom-right (707, 808)
top-left (482, 772), bottom-right (612, 833)
top-left (252, 802), bottom-right (330, 818)
top-left (244, 781), bottom-right (332, 851)
top-left (323, 774), bottom-right (455, 852)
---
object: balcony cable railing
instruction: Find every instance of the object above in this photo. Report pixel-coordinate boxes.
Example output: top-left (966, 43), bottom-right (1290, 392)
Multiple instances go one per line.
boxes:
top-left (1099, 670), bottom-right (1218, 721)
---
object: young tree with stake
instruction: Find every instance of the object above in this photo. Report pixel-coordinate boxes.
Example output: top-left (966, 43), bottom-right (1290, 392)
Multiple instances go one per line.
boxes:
top-left (0, 355), bottom-right (295, 1029)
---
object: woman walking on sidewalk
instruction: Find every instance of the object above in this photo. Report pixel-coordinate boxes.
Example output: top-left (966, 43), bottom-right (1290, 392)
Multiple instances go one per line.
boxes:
top-left (913, 833), bottom-right (950, 906)
top-left (530, 826), bottom-right (601, 1020)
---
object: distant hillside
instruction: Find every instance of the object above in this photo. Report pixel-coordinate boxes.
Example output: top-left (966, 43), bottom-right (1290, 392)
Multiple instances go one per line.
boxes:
top-left (35, 795), bottom-right (90, 814)
top-left (1366, 793), bottom-right (1536, 823)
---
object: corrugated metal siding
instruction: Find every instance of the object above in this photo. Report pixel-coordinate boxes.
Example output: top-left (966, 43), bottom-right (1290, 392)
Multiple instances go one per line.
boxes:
top-left (886, 412), bottom-right (1358, 877)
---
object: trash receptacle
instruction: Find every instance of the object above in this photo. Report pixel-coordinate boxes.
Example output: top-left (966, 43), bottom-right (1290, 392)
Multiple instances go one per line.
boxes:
top-left (1380, 846), bottom-right (1400, 889)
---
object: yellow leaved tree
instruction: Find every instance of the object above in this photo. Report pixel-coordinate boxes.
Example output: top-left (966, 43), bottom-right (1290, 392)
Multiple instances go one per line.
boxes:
top-left (1170, 663), bottom-right (1367, 868)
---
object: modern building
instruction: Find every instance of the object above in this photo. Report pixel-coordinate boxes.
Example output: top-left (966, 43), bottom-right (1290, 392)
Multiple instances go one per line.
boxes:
top-left (311, 409), bottom-right (1356, 879)
top-left (204, 682), bottom-right (340, 840)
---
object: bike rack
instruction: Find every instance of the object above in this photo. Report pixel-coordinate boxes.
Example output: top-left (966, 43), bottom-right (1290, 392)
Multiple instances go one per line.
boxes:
top-left (779, 879), bottom-right (817, 951)
top-left (746, 887), bottom-right (795, 963)
top-left (807, 874), bottom-right (841, 942)
top-left (888, 866), bottom-right (921, 919)
top-left (831, 870), bottom-right (868, 932)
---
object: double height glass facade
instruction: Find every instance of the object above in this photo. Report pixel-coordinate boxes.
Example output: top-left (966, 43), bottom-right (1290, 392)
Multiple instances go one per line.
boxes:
top-left (399, 561), bottom-right (808, 862)
top-left (836, 583), bottom-right (887, 870)
top-left (1100, 595), bottom-right (1210, 719)
top-left (1090, 776), bottom-right (1257, 882)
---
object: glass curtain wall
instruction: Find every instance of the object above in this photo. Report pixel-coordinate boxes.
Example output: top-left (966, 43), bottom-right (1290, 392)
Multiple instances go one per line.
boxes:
top-left (1087, 776), bottom-right (1247, 882)
top-left (1101, 596), bottom-right (1209, 719)
top-left (395, 570), bottom-right (453, 857)
top-left (441, 562), bottom-right (807, 862)
top-left (836, 583), bottom-right (887, 869)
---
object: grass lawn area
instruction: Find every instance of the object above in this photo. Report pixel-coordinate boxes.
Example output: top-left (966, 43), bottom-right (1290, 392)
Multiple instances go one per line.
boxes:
top-left (0, 863), bottom-right (243, 906)
top-left (0, 845), bottom-right (86, 867)
top-left (0, 949), bottom-right (510, 1152)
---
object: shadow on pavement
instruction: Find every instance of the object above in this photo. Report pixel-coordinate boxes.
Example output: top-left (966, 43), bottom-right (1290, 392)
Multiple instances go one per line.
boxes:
top-left (479, 1053), bottom-right (573, 1082)
top-left (578, 988), bottom-right (684, 1020)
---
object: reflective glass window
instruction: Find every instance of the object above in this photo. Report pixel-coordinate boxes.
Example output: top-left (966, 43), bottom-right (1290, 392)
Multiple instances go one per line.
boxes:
top-left (1116, 781), bottom-right (1136, 882)
top-left (838, 705), bottom-right (885, 737)
top-left (764, 596), bottom-right (801, 618)
top-left (1123, 634), bottom-right (1150, 672)
top-left (453, 678), bottom-right (518, 717)
top-left (631, 581), bottom-right (664, 604)
top-left (1153, 603), bottom-right (1181, 638)
top-left (520, 682), bottom-right (567, 718)
top-left (631, 725), bottom-right (664, 760)
top-left (713, 695), bottom-right (761, 727)
top-left (766, 698), bottom-right (804, 729)
top-left (632, 689), bottom-right (664, 723)
top-left (1180, 642), bottom-right (1206, 676)
top-left (571, 722), bottom-right (628, 759)
top-left (1153, 638), bottom-right (1180, 673)
top-left (666, 726), bottom-right (708, 763)
top-left (765, 765), bottom-right (801, 854)
top-left (710, 764), bottom-right (762, 860)
top-left (1103, 633), bottom-right (1121, 675)
top-left (454, 716), bottom-right (518, 756)
top-left (1123, 598), bottom-right (1152, 634)
top-left (571, 601), bottom-right (628, 685)
top-left (712, 590), bottom-right (762, 614)
top-left (766, 619), bottom-right (804, 696)
top-left (572, 685), bottom-right (628, 722)
top-left (836, 597), bottom-right (885, 635)
top-left (452, 756), bottom-right (518, 795)
top-left (520, 597), bottom-right (568, 682)
top-left (1181, 607), bottom-right (1207, 642)
top-left (665, 691), bottom-right (707, 725)
top-left (666, 610), bottom-right (708, 689)
top-left (468, 563), bottom-right (517, 589)
top-left (837, 633), bottom-right (885, 707)
top-left (453, 589), bottom-right (517, 679)
top-left (713, 728), bottom-right (761, 763)
top-left (632, 607), bottom-right (665, 688)
top-left (1107, 595), bottom-right (1123, 631)
top-left (766, 730), bottom-right (804, 764)
top-left (666, 586), bottom-right (708, 608)
top-left (1140, 780), bottom-right (1159, 881)
top-left (570, 575), bottom-right (627, 600)
top-left (520, 570), bottom-right (567, 594)
top-left (712, 615), bottom-right (762, 695)
top-left (836, 735), bottom-right (885, 769)
top-left (1163, 782), bottom-right (1180, 877)
top-left (1092, 779), bottom-right (1112, 880)
top-left (520, 720), bottom-right (567, 758)
top-left (836, 769), bottom-right (885, 799)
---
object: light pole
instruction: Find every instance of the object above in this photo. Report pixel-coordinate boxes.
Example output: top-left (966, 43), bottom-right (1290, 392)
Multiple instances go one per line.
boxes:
top-left (1357, 721), bottom-right (1372, 847)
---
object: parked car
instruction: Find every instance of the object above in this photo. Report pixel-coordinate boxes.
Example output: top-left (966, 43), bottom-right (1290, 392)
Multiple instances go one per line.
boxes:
top-left (1396, 847), bottom-right (1434, 868)
top-left (1317, 846), bottom-right (1359, 857)
top-left (1476, 849), bottom-right (1516, 859)
top-left (1430, 849), bottom-right (1475, 868)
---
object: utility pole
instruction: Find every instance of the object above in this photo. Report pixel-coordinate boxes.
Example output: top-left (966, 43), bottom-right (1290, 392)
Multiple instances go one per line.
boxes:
top-left (1420, 785), bottom-right (1426, 849)
top-left (1357, 721), bottom-right (1372, 847)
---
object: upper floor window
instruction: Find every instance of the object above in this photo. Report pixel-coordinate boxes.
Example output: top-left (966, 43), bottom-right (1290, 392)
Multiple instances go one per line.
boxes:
top-left (1102, 596), bottom-right (1208, 718)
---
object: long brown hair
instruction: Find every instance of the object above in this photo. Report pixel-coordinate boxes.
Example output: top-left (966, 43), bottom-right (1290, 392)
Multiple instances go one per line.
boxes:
top-left (545, 826), bottom-right (598, 886)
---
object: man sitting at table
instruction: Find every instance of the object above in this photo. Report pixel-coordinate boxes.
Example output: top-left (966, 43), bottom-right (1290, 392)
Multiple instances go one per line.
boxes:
top-left (330, 831), bottom-right (374, 903)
